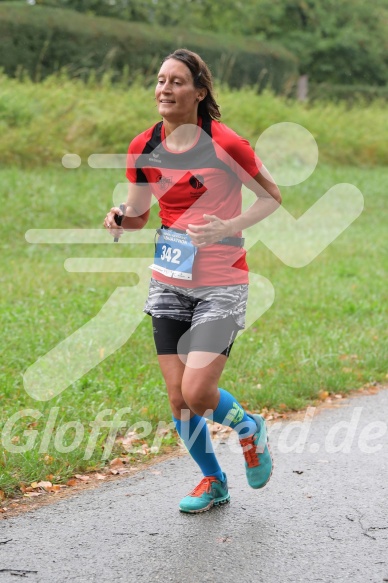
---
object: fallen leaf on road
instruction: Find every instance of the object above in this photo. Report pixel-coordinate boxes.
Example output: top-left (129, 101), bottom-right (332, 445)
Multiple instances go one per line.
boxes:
top-left (318, 390), bottom-right (329, 401)
top-left (207, 422), bottom-right (232, 439)
top-left (156, 427), bottom-right (171, 436)
top-left (109, 465), bottom-right (131, 475)
top-left (74, 474), bottom-right (90, 482)
top-left (117, 433), bottom-right (139, 450)
top-left (95, 473), bottom-right (107, 480)
top-left (20, 486), bottom-right (34, 493)
top-left (109, 458), bottom-right (125, 468)
top-left (36, 481), bottom-right (52, 491)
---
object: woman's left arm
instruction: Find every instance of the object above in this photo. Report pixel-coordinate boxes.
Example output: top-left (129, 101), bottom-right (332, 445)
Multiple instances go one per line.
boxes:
top-left (187, 165), bottom-right (282, 247)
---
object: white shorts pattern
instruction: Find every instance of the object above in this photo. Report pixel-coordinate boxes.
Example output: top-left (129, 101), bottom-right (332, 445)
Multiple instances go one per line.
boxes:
top-left (144, 278), bottom-right (248, 329)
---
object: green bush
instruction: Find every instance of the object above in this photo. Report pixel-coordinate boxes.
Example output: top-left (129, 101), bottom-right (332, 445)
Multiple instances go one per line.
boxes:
top-left (0, 3), bottom-right (298, 92)
top-left (308, 83), bottom-right (388, 104)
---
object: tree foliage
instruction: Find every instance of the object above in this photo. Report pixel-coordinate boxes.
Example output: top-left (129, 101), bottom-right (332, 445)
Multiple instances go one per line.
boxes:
top-left (4, 0), bottom-right (388, 85)
top-left (242, 0), bottom-right (388, 85)
top-left (0, 3), bottom-right (297, 91)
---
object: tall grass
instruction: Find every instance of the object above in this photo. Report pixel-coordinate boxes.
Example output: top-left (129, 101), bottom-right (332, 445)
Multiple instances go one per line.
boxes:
top-left (0, 72), bottom-right (387, 167)
top-left (0, 163), bottom-right (386, 495)
top-left (0, 74), bottom-right (387, 496)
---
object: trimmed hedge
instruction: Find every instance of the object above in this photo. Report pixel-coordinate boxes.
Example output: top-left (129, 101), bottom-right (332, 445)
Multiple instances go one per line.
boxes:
top-left (308, 83), bottom-right (388, 104)
top-left (0, 3), bottom-right (298, 92)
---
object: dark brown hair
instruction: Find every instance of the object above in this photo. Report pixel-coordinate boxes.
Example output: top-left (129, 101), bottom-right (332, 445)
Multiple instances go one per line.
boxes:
top-left (161, 48), bottom-right (221, 120)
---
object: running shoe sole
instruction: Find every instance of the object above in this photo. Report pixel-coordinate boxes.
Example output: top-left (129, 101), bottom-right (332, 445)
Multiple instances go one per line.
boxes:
top-left (179, 493), bottom-right (230, 514)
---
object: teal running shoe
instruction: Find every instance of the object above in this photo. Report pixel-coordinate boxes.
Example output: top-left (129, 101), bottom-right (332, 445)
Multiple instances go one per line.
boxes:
top-left (179, 473), bottom-right (230, 514)
top-left (239, 414), bottom-right (273, 489)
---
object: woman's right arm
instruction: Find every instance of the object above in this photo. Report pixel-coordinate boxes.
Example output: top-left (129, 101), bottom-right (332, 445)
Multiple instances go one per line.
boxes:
top-left (103, 183), bottom-right (153, 237)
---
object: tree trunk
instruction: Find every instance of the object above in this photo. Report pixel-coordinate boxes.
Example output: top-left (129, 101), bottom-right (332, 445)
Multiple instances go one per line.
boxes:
top-left (297, 74), bottom-right (309, 101)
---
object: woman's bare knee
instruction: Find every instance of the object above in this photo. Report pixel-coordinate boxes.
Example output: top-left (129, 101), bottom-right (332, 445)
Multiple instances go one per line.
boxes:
top-left (169, 393), bottom-right (192, 419)
top-left (181, 352), bottom-right (226, 414)
top-left (157, 355), bottom-right (193, 418)
top-left (181, 380), bottom-right (219, 416)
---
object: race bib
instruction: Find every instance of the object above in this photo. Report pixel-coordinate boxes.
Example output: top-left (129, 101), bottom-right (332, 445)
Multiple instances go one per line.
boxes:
top-left (150, 229), bottom-right (197, 280)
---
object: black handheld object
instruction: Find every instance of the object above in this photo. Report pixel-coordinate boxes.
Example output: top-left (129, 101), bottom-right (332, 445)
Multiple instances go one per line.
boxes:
top-left (113, 204), bottom-right (126, 242)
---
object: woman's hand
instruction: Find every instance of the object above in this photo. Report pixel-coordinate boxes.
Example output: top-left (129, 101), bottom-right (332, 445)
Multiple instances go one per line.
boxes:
top-left (103, 206), bottom-right (124, 239)
top-left (186, 214), bottom-right (234, 248)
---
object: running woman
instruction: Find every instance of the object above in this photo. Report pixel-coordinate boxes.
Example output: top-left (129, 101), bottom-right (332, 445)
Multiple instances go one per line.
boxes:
top-left (104, 48), bottom-right (282, 513)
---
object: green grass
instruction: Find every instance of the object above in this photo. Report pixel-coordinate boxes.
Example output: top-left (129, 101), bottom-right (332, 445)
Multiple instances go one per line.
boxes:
top-left (0, 162), bottom-right (386, 495)
top-left (0, 73), bottom-right (387, 167)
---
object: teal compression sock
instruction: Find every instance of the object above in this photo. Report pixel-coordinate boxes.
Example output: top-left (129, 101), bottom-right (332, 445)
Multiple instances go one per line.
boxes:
top-left (173, 414), bottom-right (224, 482)
top-left (210, 388), bottom-right (258, 438)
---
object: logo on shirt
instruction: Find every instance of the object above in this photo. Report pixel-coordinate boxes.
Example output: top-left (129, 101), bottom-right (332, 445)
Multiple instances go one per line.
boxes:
top-left (156, 175), bottom-right (173, 191)
top-left (149, 152), bottom-right (162, 163)
top-left (189, 174), bottom-right (205, 189)
top-left (189, 174), bottom-right (206, 198)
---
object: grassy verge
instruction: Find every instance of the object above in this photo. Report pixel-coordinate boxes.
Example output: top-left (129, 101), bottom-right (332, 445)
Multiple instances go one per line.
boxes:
top-left (0, 73), bottom-right (387, 167)
top-left (0, 162), bottom-right (386, 496)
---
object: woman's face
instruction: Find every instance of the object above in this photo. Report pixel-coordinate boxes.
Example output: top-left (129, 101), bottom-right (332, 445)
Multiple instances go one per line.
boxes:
top-left (155, 59), bottom-right (205, 122)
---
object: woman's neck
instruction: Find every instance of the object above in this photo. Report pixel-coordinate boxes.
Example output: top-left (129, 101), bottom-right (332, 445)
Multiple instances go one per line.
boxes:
top-left (163, 117), bottom-right (200, 152)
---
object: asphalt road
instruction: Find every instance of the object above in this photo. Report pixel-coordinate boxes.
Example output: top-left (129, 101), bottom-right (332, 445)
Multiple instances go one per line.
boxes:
top-left (1, 389), bottom-right (387, 583)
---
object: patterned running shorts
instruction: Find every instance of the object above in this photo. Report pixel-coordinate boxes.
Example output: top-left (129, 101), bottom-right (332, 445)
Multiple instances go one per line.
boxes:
top-left (144, 278), bottom-right (248, 329)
